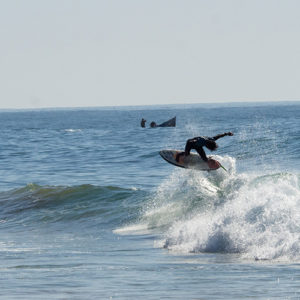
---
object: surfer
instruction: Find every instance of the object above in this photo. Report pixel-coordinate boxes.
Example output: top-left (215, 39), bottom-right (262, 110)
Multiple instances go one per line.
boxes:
top-left (141, 118), bottom-right (146, 128)
top-left (176, 132), bottom-right (234, 162)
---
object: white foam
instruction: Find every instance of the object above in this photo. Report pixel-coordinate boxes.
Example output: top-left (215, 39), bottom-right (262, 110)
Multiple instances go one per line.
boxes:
top-left (113, 223), bottom-right (151, 235)
top-left (64, 129), bottom-right (82, 133)
top-left (116, 155), bottom-right (300, 261)
top-left (163, 171), bottom-right (300, 261)
top-left (116, 156), bottom-right (237, 235)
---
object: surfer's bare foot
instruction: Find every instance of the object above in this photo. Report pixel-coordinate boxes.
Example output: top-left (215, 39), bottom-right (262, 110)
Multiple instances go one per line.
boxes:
top-left (175, 152), bottom-right (185, 162)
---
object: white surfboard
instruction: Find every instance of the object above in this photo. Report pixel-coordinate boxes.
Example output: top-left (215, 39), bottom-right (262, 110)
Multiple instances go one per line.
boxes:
top-left (159, 150), bottom-right (226, 171)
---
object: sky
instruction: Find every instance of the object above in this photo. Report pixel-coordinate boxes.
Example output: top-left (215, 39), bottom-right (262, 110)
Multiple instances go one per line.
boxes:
top-left (0, 0), bottom-right (300, 109)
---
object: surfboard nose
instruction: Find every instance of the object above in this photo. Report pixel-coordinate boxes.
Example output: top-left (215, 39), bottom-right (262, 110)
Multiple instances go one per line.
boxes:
top-left (159, 150), bottom-right (165, 157)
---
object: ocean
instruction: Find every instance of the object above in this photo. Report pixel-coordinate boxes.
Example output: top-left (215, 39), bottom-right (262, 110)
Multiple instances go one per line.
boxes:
top-left (0, 102), bottom-right (299, 299)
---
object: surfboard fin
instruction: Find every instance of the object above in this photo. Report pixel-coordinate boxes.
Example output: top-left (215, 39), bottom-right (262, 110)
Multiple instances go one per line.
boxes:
top-left (220, 164), bottom-right (227, 172)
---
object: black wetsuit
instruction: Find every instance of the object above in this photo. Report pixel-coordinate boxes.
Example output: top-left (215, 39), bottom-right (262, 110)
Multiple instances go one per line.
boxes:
top-left (182, 133), bottom-right (230, 162)
top-left (141, 119), bottom-right (146, 128)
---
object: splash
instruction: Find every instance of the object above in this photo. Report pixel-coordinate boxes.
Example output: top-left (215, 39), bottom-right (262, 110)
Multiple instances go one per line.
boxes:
top-left (134, 156), bottom-right (300, 261)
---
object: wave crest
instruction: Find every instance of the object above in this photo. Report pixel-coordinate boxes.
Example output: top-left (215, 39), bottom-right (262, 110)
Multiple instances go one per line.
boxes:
top-left (122, 156), bottom-right (300, 261)
top-left (0, 183), bottom-right (142, 226)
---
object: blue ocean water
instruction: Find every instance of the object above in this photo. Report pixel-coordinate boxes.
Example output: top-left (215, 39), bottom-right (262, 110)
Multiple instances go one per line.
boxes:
top-left (0, 102), bottom-right (299, 299)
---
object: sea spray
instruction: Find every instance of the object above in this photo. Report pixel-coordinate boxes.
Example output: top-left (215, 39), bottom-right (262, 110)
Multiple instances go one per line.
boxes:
top-left (119, 155), bottom-right (300, 261)
top-left (118, 156), bottom-right (236, 232)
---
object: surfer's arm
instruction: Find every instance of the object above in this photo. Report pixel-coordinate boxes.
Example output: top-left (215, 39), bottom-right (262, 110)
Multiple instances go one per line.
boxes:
top-left (212, 132), bottom-right (233, 141)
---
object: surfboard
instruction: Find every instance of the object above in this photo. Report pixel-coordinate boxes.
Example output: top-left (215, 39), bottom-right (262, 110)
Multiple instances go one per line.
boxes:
top-left (159, 149), bottom-right (226, 171)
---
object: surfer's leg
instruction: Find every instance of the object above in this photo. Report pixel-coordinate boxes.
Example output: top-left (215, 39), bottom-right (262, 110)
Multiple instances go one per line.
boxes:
top-left (195, 147), bottom-right (208, 162)
top-left (175, 152), bottom-right (184, 162)
top-left (176, 139), bottom-right (194, 162)
top-left (184, 139), bottom-right (196, 155)
top-left (176, 139), bottom-right (193, 162)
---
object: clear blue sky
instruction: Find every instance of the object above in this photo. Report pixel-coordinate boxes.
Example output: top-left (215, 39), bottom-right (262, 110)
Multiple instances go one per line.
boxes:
top-left (1, 0), bottom-right (300, 109)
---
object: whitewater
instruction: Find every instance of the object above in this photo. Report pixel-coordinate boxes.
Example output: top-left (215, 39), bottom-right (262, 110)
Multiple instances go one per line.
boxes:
top-left (116, 155), bottom-right (300, 261)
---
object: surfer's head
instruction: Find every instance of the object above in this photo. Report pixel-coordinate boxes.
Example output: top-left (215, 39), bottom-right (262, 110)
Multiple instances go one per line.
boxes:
top-left (205, 140), bottom-right (218, 151)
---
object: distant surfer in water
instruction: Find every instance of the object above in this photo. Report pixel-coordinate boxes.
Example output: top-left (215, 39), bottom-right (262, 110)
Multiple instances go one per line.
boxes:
top-left (141, 118), bottom-right (146, 128)
top-left (176, 132), bottom-right (234, 163)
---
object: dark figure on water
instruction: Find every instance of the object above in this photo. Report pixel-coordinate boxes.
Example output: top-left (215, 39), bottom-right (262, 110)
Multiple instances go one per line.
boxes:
top-left (176, 132), bottom-right (233, 162)
top-left (150, 121), bottom-right (157, 128)
top-left (141, 118), bottom-right (146, 128)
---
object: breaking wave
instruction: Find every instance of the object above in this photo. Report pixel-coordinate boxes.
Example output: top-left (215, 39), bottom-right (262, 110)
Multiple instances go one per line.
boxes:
top-left (118, 156), bottom-right (300, 261)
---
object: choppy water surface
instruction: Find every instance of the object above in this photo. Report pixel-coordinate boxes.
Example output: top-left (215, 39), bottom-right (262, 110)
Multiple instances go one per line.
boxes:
top-left (0, 102), bottom-right (299, 299)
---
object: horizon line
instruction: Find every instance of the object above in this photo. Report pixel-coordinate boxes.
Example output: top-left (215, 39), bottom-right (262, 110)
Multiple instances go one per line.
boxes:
top-left (0, 99), bottom-right (299, 111)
